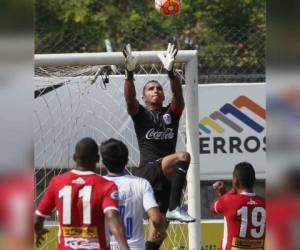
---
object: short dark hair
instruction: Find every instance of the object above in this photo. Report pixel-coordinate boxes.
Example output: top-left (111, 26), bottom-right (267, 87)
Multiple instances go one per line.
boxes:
top-left (100, 138), bottom-right (128, 173)
top-left (74, 137), bottom-right (99, 165)
top-left (142, 80), bottom-right (162, 96)
top-left (233, 162), bottom-right (256, 189)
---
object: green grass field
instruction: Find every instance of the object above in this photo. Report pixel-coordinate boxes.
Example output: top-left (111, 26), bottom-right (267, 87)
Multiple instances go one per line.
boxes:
top-left (40, 222), bottom-right (223, 250)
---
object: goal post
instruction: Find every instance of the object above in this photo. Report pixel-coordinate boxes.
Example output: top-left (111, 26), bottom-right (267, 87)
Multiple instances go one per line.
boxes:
top-left (185, 55), bottom-right (201, 250)
top-left (34, 50), bottom-right (201, 250)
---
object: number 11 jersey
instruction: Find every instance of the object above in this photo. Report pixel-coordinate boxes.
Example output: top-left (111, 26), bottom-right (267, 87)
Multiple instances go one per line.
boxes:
top-left (36, 170), bottom-right (119, 250)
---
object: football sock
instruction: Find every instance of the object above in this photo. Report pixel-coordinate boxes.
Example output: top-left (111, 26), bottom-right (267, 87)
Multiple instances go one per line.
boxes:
top-left (145, 241), bottom-right (160, 250)
top-left (169, 161), bottom-right (189, 211)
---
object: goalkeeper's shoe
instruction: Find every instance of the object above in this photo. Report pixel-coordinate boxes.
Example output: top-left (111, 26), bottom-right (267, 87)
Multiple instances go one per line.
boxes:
top-left (166, 206), bottom-right (196, 223)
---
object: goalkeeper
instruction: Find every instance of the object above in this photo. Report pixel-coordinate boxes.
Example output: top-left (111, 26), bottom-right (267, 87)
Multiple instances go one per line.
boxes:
top-left (123, 43), bottom-right (195, 249)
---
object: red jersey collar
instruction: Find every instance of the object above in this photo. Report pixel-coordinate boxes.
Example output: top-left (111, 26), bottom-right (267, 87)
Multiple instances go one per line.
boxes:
top-left (71, 169), bottom-right (95, 175)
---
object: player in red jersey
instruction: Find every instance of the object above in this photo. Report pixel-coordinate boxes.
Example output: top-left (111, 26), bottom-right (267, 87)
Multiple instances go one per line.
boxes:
top-left (34, 138), bottom-right (129, 250)
top-left (267, 167), bottom-right (300, 250)
top-left (0, 172), bottom-right (33, 250)
top-left (210, 162), bottom-right (266, 250)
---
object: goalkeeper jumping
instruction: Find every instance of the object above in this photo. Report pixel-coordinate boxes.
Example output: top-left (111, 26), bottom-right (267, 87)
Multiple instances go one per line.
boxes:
top-left (123, 43), bottom-right (195, 249)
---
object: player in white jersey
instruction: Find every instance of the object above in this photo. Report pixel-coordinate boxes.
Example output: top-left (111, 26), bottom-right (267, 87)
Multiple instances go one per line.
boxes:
top-left (100, 138), bottom-right (164, 250)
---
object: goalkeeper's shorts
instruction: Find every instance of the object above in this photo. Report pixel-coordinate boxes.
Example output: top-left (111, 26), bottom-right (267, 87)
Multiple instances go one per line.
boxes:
top-left (133, 159), bottom-right (171, 214)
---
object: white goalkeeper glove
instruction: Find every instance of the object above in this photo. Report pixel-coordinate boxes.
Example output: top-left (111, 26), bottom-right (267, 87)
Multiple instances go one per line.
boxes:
top-left (123, 44), bottom-right (137, 80)
top-left (157, 43), bottom-right (178, 78)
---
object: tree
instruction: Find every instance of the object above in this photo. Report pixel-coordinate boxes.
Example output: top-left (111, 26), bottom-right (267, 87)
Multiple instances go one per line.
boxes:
top-left (35, 0), bottom-right (265, 77)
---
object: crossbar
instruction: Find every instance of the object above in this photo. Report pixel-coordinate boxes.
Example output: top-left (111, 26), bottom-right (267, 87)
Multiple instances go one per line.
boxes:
top-left (35, 51), bottom-right (197, 67)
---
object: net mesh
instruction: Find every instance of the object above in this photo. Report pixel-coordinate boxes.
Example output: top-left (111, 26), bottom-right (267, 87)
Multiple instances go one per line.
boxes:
top-left (34, 61), bottom-right (191, 249)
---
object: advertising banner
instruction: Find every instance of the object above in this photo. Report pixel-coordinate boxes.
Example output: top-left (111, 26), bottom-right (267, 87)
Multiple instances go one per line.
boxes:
top-left (197, 83), bottom-right (266, 180)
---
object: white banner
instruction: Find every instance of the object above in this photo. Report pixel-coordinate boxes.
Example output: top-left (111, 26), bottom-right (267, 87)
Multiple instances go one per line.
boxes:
top-left (197, 83), bottom-right (266, 180)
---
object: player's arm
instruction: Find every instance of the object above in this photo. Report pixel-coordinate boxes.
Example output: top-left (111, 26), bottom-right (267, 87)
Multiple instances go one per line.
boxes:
top-left (34, 215), bottom-right (49, 248)
top-left (210, 181), bottom-right (226, 214)
top-left (169, 73), bottom-right (184, 111)
top-left (158, 43), bottom-right (184, 111)
top-left (34, 178), bottom-right (56, 247)
top-left (105, 210), bottom-right (130, 250)
top-left (143, 180), bottom-right (165, 241)
top-left (123, 44), bottom-right (139, 116)
top-left (147, 207), bottom-right (165, 242)
top-left (213, 181), bottom-right (226, 196)
top-left (147, 207), bottom-right (164, 231)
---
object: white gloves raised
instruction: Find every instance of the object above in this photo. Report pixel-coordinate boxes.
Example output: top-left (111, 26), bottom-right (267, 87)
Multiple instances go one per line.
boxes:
top-left (123, 44), bottom-right (137, 72)
top-left (157, 43), bottom-right (178, 72)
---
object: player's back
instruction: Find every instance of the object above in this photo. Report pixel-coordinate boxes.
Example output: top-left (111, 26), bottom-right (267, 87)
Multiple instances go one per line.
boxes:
top-left (37, 170), bottom-right (118, 250)
top-left (104, 174), bottom-right (157, 250)
top-left (212, 190), bottom-right (266, 250)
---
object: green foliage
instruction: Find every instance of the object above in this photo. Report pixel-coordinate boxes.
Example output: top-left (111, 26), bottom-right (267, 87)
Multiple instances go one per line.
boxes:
top-left (35, 0), bottom-right (265, 70)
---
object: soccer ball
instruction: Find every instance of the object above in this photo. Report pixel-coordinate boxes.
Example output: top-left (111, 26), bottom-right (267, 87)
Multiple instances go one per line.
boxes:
top-left (155, 0), bottom-right (181, 16)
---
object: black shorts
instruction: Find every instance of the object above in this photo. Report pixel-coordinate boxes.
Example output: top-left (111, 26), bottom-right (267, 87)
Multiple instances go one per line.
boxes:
top-left (132, 159), bottom-right (171, 213)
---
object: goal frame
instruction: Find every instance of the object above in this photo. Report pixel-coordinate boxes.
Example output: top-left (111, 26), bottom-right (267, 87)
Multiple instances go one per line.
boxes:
top-left (35, 50), bottom-right (201, 250)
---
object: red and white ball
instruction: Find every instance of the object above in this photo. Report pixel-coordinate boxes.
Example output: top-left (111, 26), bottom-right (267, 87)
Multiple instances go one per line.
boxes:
top-left (155, 0), bottom-right (181, 16)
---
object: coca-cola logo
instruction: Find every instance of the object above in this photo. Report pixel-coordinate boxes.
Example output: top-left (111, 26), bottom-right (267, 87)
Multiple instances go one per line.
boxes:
top-left (145, 128), bottom-right (174, 140)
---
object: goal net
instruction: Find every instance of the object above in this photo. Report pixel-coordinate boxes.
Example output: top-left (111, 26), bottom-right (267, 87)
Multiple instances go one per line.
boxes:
top-left (34, 51), bottom-right (200, 249)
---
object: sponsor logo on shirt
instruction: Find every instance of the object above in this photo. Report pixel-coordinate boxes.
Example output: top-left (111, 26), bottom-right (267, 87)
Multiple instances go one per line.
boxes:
top-left (72, 177), bottom-right (86, 185)
top-left (110, 190), bottom-right (119, 200)
top-left (163, 113), bottom-right (172, 125)
top-left (247, 199), bottom-right (258, 205)
top-left (145, 128), bottom-right (174, 140)
top-left (64, 238), bottom-right (100, 249)
top-left (63, 226), bottom-right (97, 238)
top-left (232, 237), bottom-right (264, 248)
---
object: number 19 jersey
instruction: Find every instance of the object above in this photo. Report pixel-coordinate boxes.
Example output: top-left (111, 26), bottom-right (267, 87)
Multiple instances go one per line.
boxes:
top-left (104, 174), bottom-right (158, 250)
top-left (36, 170), bottom-right (119, 250)
top-left (210, 189), bottom-right (266, 250)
